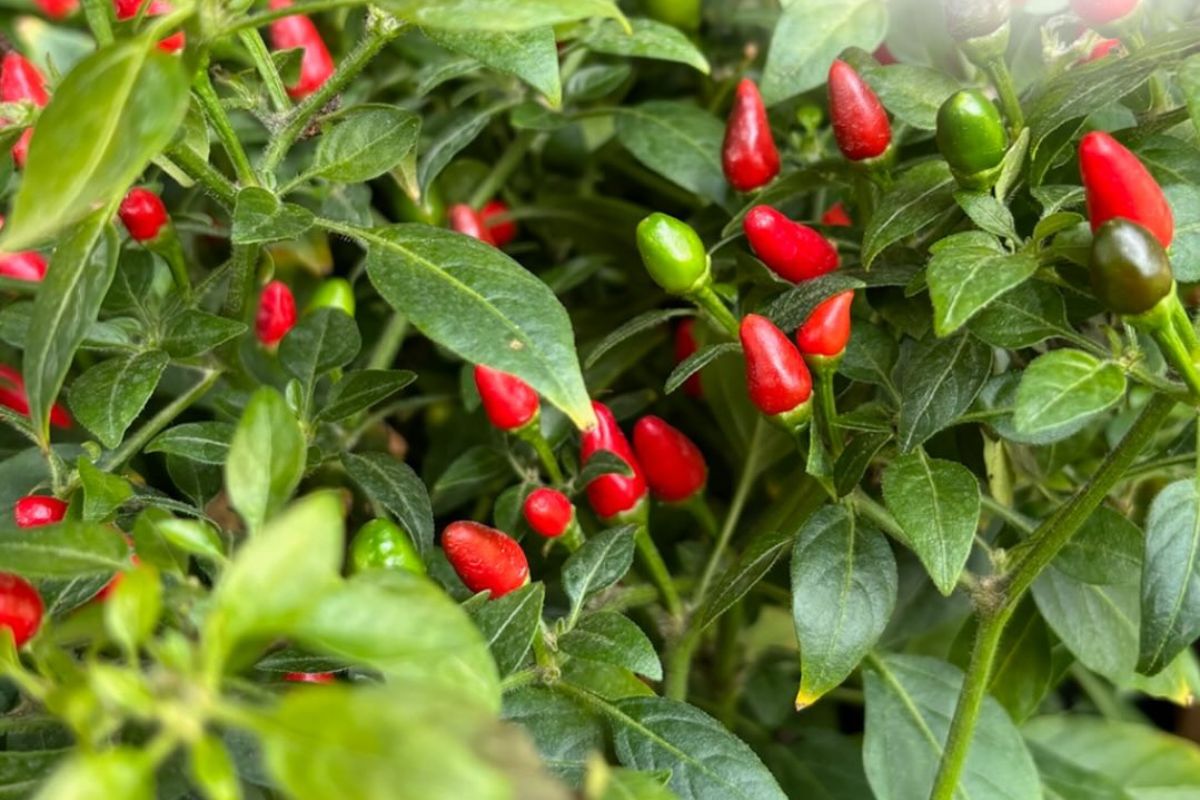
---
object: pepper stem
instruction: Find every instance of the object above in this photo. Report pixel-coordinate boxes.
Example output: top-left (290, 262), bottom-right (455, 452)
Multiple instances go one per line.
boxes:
top-left (688, 284), bottom-right (740, 338)
top-left (983, 57), bottom-right (1025, 136)
top-left (813, 359), bottom-right (844, 457)
top-left (516, 424), bottom-right (565, 485)
top-left (632, 516), bottom-right (683, 619)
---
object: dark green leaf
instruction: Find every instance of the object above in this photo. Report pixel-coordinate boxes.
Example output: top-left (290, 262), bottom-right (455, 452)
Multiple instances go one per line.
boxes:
top-left (147, 422), bottom-right (235, 465)
top-left (862, 161), bottom-right (957, 267)
top-left (307, 105), bottom-right (421, 183)
top-left (968, 281), bottom-right (1072, 349)
top-left (426, 28), bottom-right (562, 107)
top-left (68, 350), bottom-right (168, 449)
top-left (0, 521), bottom-right (128, 577)
top-left (342, 451), bottom-right (434, 556)
top-left (380, 0), bottom-right (626, 31)
top-left (562, 525), bottom-right (637, 612)
top-left (161, 310), bottom-right (246, 358)
top-left (665, 343), bottom-right (739, 395)
top-left (316, 369), bottom-right (417, 422)
top-left (615, 101), bottom-right (727, 205)
top-left (231, 187), bottom-right (315, 245)
top-left (559, 611), bottom-right (661, 680)
top-left (279, 308), bottom-right (361, 391)
top-left (584, 18), bottom-right (709, 74)
top-left (895, 332), bottom-right (991, 452)
top-left (1139, 480), bottom-right (1200, 675)
top-left (468, 582), bottom-right (544, 677)
top-left (586, 308), bottom-right (693, 370)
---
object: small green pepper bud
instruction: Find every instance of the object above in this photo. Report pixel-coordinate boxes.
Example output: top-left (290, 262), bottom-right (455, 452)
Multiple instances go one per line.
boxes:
top-left (1089, 219), bottom-right (1173, 315)
top-left (936, 90), bottom-right (1009, 190)
top-left (349, 519), bottom-right (426, 576)
top-left (636, 212), bottom-right (711, 295)
top-left (308, 278), bottom-right (356, 317)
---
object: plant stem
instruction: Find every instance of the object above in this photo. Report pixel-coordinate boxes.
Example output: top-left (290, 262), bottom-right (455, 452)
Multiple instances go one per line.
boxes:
top-left (635, 522), bottom-right (683, 619)
top-left (193, 64), bottom-right (259, 187)
top-left (239, 30), bottom-right (292, 114)
top-left (664, 632), bottom-right (698, 700)
top-left (984, 57), bottom-right (1025, 135)
top-left (167, 144), bottom-right (238, 205)
top-left (694, 420), bottom-right (763, 604)
top-left (220, 0), bottom-right (369, 34)
top-left (500, 668), bottom-right (539, 693)
top-left (81, 0), bottom-right (114, 45)
top-left (521, 426), bottom-right (565, 485)
top-left (468, 132), bottom-right (535, 209)
top-left (686, 495), bottom-right (721, 540)
top-left (979, 494), bottom-right (1034, 534)
top-left (99, 369), bottom-right (222, 474)
top-left (366, 313), bottom-right (408, 370)
top-left (689, 284), bottom-right (740, 338)
top-left (814, 366), bottom-right (844, 455)
top-left (221, 244), bottom-right (261, 321)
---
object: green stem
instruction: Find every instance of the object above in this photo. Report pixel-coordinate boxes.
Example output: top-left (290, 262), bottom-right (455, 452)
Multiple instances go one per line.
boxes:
top-left (689, 284), bottom-right (739, 338)
top-left (366, 313), bottom-right (408, 370)
top-left (81, 0), bottom-right (114, 46)
top-left (664, 632), bottom-right (698, 700)
top-left (468, 132), bottom-right (535, 210)
top-left (694, 420), bottom-right (763, 604)
top-left (221, 244), bottom-right (261, 321)
top-left (979, 494), bottom-right (1034, 534)
top-left (686, 495), bottom-right (721, 540)
top-left (98, 369), bottom-right (222, 474)
top-left (851, 490), bottom-right (907, 542)
top-left (814, 365), bottom-right (844, 455)
top-left (239, 29), bottom-right (292, 114)
top-left (500, 668), bottom-right (539, 693)
top-left (635, 522), bottom-right (683, 619)
top-left (521, 426), bottom-right (565, 485)
top-left (167, 144), bottom-right (237, 206)
top-left (193, 64), bottom-right (259, 187)
top-left (983, 57), bottom-right (1025, 135)
top-left (1151, 323), bottom-right (1200, 400)
top-left (220, 0), bottom-right (368, 34)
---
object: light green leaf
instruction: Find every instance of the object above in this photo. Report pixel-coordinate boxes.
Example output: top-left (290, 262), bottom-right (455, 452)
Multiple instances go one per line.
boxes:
top-left (225, 387), bottom-right (306, 534)
top-left (1033, 564), bottom-right (1139, 683)
top-left (231, 187), bottom-right (315, 245)
top-left (585, 18), bottom-right (709, 74)
top-left (426, 28), bottom-right (562, 107)
top-left (1139, 480), bottom-right (1200, 676)
top-left (380, 0), bottom-right (627, 32)
top-left (928, 235), bottom-right (1038, 337)
top-left (1014, 350), bottom-right (1126, 436)
top-left (31, 748), bottom-right (153, 800)
top-left (861, 63), bottom-right (959, 130)
top-left (615, 101), bottom-right (727, 205)
top-left (68, 350), bottom-right (168, 449)
top-left (306, 105), bottom-right (421, 184)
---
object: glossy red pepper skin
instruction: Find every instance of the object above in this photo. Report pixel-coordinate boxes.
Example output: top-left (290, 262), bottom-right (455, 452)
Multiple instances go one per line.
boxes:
top-left (797, 291), bottom-right (854, 358)
top-left (523, 488), bottom-right (574, 538)
top-left (255, 281), bottom-right (297, 347)
top-left (0, 251), bottom-right (46, 282)
top-left (449, 204), bottom-right (497, 246)
top-left (744, 206), bottom-right (839, 283)
top-left (0, 573), bottom-right (42, 648)
top-left (442, 521), bottom-right (529, 599)
top-left (0, 54), bottom-right (49, 169)
top-left (827, 60), bottom-right (891, 162)
top-left (284, 672), bottom-right (335, 684)
top-left (740, 314), bottom-right (812, 415)
top-left (821, 202), bottom-right (852, 227)
top-left (119, 188), bottom-right (169, 242)
top-left (14, 496), bottom-right (67, 529)
top-left (1082, 38), bottom-right (1122, 62)
top-left (1071, 0), bottom-right (1139, 27)
top-left (0, 365), bottom-right (71, 429)
top-left (632, 416), bottom-right (707, 502)
top-left (580, 401), bottom-right (647, 520)
top-left (873, 44), bottom-right (897, 65)
top-left (268, 0), bottom-right (335, 99)
top-left (1079, 131), bottom-right (1173, 249)
top-left (722, 79), bottom-right (780, 193)
top-left (480, 200), bottom-right (518, 247)
top-left (473, 365), bottom-right (539, 431)
top-left (674, 319), bottom-right (702, 398)
top-left (35, 0), bottom-right (77, 18)
top-left (113, 0), bottom-right (185, 53)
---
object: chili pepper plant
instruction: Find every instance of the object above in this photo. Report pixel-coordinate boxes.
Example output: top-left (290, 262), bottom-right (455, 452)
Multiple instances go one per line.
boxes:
top-left (1, 0), bottom-right (1200, 797)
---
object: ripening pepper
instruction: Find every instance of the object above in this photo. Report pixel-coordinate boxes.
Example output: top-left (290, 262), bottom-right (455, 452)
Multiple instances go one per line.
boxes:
top-left (268, 0), bottom-right (335, 99)
top-left (1079, 131), bottom-right (1173, 250)
top-left (722, 79), bottom-right (780, 193)
top-left (308, 278), bottom-right (356, 317)
top-left (674, 319), bottom-right (703, 398)
top-left (643, 0), bottom-right (700, 31)
top-left (827, 60), bottom-right (891, 163)
top-left (284, 672), bottom-right (335, 684)
top-left (113, 0), bottom-right (185, 53)
top-left (394, 184), bottom-right (445, 226)
top-left (474, 365), bottom-right (539, 431)
top-left (523, 488), bottom-right (574, 538)
top-left (256, 281), bottom-right (297, 347)
top-left (449, 204), bottom-right (497, 246)
top-left (797, 291), bottom-right (855, 363)
top-left (480, 200), bottom-right (518, 247)
top-left (580, 401), bottom-right (648, 521)
top-left (348, 519), bottom-right (425, 575)
top-left (1082, 38), bottom-right (1123, 62)
top-left (743, 206), bottom-right (839, 283)
top-left (821, 203), bottom-right (852, 227)
top-left (0, 53), bottom-right (49, 169)
top-left (119, 188), bottom-right (170, 242)
top-left (0, 365), bottom-right (70, 428)
top-left (740, 314), bottom-right (813, 425)
top-left (442, 520), bottom-right (529, 598)
top-left (632, 416), bottom-right (707, 503)
top-left (0, 251), bottom-right (46, 282)
top-left (0, 573), bottom-right (43, 648)
top-left (1071, 0), bottom-right (1140, 28)
top-left (34, 0), bottom-right (77, 18)
top-left (637, 213), bottom-right (711, 295)
top-left (1089, 219), bottom-right (1172, 316)
top-left (14, 495), bottom-right (67, 529)
top-left (936, 90), bottom-right (1009, 190)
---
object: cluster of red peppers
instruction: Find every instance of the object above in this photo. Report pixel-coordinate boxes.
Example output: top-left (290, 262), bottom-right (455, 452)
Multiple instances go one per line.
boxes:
top-left (449, 199), bottom-right (518, 248)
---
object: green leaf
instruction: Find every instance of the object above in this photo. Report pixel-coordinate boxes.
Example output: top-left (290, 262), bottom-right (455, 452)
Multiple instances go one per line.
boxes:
top-left (22, 210), bottom-right (118, 444)
top-left (928, 242), bottom-right (1037, 338)
top-left (1164, 184), bottom-right (1200, 283)
top-left (3, 41), bottom-right (187, 250)
top-left (1181, 53), bottom-right (1200, 140)
top-left (593, 767), bottom-right (678, 800)
top-left (882, 448), bottom-right (980, 595)
top-left (791, 505), bottom-right (897, 707)
top-left (762, 272), bottom-right (867, 331)
top-left (30, 748), bottom-right (153, 800)
top-left (231, 186), bottom-right (315, 245)
top-left (278, 308), bottom-right (361, 392)
top-left (895, 332), bottom-right (992, 452)
top-left (862, 161), bottom-right (957, 267)
top-left (863, 654), bottom-right (1040, 800)
top-left (1032, 564), bottom-right (1139, 683)
top-left (363, 224), bottom-right (595, 429)
top-left (467, 582), bottom-right (544, 677)
top-left (417, 106), bottom-right (499, 194)
top-left (562, 525), bottom-right (636, 613)
top-left (584, 18), bottom-right (709, 74)
top-left (342, 452), bottom-right (434, 556)
top-left (426, 28), bottom-right (562, 107)
top-left (968, 280), bottom-right (1072, 349)
top-left (306, 105), bottom-right (421, 183)
top-left (77, 457), bottom-right (133, 521)
top-left (664, 343), bottom-right (739, 395)
top-left (860, 63), bottom-right (960, 131)
top-left (104, 563), bottom-right (161, 654)
top-left (0, 521), bottom-right (128, 577)
top-left (1139, 480), bottom-right (1200, 675)
top-left (586, 308), bottom-right (692, 370)
top-left (1014, 350), bottom-right (1126, 436)
top-left (380, 0), bottom-right (627, 31)
top-left (615, 101), bottom-right (728, 205)
top-left (225, 387), bottom-right (306, 535)
top-left (760, 0), bottom-right (887, 106)
top-left (503, 686), bottom-right (606, 786)
top-left (953, 191), bottom-right (1017, 241)
top-left (161, 310), bottom-right (246, 358)
top-left (559, 612), bottom-right (662, 681)
top-left (68, 350), bottom-right (168, 449)
top-left (1054, 506), bottom-right (1142, 587)
top-left (146, 422), bottom-right (235, 465)
top-left (316, 369), bottom-right (417, 422)
top-left (154, 518), bottom-right (225, 562)
top-left (575, 450), bottom-right (635, 485)
top-left (609, 696), bottom-right (787, 800)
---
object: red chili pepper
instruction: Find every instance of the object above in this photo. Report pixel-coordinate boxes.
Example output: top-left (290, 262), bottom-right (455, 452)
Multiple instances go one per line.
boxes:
top-left (580, 401), bottom-right (647, 520)
top-left (0, 53), bottom-right (49, 169)
top-left (632, 415), bottom-right (707, 503)
top-left (113, 0), bottom-right (185, 53)
top-left (722, 79), bottom-right (780, 193)
top-left (480, 200), bottom-right (518, 247)
top-left (0, 251), bottom-right (46, 282)
top-left (14, 495), bottom-right (67, 529)
top-left (449, 204), bottom-right (497, 245)
top-left (523, 488), bottom-right (574, 538)
top-left (284, 672), bottom-right (335, 684)
top-left (796, 291), bottom-right (854, 359)
top-left (473, 364), bottom-right (539, 431)
top-left (34, 0), bottom-right (77, 18)
top-left (743, 206), bottom-right (839, 283)
top-left (119, 188), bottom-right (169, 242)
top-left (256, 280), bottom-right (297, 347)
top-left (873, 44), bottom-right (898, 65)
top-left (442, 520), bottom-right (529, 598)
top-left (0, 365), bottom-right (71, 428)
top-left (673, 319), bottom-right (703, 398)
top-left (1071, 0), bottom-right (1139, 27)
top-left (1079, 131), bottom-right (1173, 249)
top-left (740, 314), bottom-right (812, 416)
top-left (821, 202), bottom-right (852, 227)
top-left (827, 59), bottom-right (891, 162)
top-left (0, 573), bottom-right (43, 648)
top-left (1081, 38), bottom-right (1122, 62)
top-left (268, 0), bottom-right (335, 99)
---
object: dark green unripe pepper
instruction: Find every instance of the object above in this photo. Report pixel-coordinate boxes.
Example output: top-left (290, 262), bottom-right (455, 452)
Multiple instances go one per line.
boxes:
top-left (936, 90), bottom-right (1008, 189)
top-left (348, 519), bottom-right (426, 576)
top-left (637, 213), bottom-right (711, 295)
top-left (308, 278), bottom-right (356, 317)
top-left (1089, 219), bottom-right (1173, 315)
